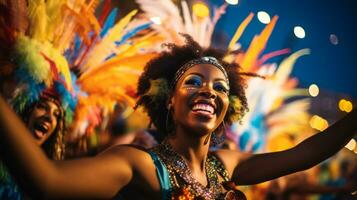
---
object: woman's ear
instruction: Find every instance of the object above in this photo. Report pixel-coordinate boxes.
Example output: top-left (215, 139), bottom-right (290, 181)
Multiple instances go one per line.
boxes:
top-left (167, 95), bottom-right (175, 110)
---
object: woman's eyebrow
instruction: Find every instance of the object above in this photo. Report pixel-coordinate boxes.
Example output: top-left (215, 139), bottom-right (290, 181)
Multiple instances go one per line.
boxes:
top-left (214, 78), bottom-right (228, 82)
top-left (186, 72), bottom-right (203, 78)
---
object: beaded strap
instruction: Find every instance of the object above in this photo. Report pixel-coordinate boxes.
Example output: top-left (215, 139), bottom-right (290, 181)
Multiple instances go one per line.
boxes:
top-left (207, 154), bottom-right (230, 182)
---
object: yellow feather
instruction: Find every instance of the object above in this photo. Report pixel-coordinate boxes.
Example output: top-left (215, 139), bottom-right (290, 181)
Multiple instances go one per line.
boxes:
top-left (28, 0), bottom-right (48, 41)
top-left (228, 13), bottom-right (254, 51)
top-left (241, 15), bottom-right (278, 71)
top-left (45, 0), bottom-right (66, 41)
top-left (79, 53), bottom-right (156, 82)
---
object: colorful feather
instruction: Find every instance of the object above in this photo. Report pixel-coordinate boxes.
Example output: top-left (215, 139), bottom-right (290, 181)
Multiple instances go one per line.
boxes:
top-left (80, 9), bottom-right (138, 72)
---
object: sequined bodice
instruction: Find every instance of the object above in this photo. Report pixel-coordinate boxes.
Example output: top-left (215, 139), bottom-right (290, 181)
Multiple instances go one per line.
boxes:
top-left (150, 143), bottom-right (247, 200)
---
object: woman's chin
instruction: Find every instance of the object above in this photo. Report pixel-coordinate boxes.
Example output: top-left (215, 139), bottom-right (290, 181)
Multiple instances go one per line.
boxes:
top-left (183, 122), bottom-right (215, 137)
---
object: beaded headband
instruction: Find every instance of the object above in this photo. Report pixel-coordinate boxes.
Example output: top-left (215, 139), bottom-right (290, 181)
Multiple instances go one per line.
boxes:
top-left (171, 56), bottom-right (230, 90)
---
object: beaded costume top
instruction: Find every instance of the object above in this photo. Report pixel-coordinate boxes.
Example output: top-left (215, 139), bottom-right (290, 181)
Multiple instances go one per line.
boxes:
top-left (150, 142), bottom-right (247, 200)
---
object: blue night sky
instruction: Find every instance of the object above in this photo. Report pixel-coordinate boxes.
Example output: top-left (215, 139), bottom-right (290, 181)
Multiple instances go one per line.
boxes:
top-left (210, 0), bottom-right (357, 100)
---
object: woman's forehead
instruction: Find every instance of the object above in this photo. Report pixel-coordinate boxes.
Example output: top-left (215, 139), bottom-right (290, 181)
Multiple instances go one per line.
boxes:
top-left (39, 98), bottom-right (60, 109)
top-left (180, 63), bottom-right (227, 80)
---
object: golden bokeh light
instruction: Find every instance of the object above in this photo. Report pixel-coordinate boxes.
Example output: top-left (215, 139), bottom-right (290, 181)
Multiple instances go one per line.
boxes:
top-left (339, 99), bottom-right (353, 113)
top-left (192, 2), bottom-right (209, 18)
top-left (310, 115), bottom-right (329, 131)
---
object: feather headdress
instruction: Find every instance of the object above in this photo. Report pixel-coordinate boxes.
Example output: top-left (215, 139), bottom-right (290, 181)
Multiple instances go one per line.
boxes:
top-left (0, 0), bottom-right (86, 125)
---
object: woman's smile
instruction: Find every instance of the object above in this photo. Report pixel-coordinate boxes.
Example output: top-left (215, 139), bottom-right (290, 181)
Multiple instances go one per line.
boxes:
top-left (27, 99), bottom-right (60, 145)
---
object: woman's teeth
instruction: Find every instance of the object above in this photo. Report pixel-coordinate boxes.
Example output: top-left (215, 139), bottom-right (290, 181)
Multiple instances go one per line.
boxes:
top-left (192, 103), bottom-right (214, 114)
top-left (35, 123), bottom-right (49, 133)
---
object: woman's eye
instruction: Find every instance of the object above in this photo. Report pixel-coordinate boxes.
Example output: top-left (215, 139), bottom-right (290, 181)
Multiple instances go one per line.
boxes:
top-left (184, 77), bottom-right (202, 86)
top-left (214, 83), bottom-right (229, 93)
top-left (54, 111), bottom-right (60, 118)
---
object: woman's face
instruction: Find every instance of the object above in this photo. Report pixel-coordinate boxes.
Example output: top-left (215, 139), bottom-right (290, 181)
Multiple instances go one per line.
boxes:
top-left (27, 99), bottom-right (61, 145)
top-left (170, 63), bottom-right (229, 136)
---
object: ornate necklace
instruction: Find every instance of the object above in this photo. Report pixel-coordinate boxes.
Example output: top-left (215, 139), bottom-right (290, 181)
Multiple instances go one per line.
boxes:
top-left (152, 142), bottom-right (223, 199)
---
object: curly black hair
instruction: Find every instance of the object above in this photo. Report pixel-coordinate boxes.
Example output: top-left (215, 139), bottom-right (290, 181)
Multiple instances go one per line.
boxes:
top-left (136, 34), bottom-right (248, 136)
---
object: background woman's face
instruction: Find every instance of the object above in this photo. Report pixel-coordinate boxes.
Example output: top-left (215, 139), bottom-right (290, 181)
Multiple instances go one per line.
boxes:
top-left (27, 99), bottom-right (60, 145)
top-left (171, 64), bottom-right (229, 136)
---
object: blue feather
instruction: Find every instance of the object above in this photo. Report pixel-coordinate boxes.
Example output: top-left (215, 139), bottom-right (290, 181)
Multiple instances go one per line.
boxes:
top-left (100, 8), bottom-right (118, 38)
top-left (115, 22), bottom-right (152, 46)
top-left (103, 23), bottom-right (152, 61)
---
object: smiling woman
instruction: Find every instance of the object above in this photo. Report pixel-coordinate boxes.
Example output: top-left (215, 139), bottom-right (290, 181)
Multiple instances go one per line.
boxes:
top-left (28, 99), bottom-right (60, 145)
top-left (23, 96), bottom-right (64, 159)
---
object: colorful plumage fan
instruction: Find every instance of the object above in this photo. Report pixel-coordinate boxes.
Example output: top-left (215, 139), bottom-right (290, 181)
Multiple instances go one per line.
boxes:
top-left (66, 1), bottom-right (160, 140)
top-left (229, 49), bottom-right (312, 152)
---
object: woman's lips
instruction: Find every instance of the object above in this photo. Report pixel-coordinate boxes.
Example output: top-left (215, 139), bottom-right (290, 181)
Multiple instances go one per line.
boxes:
top-left (33, 122), bottom-right (50, 138)
top-left (191, 103), bottom-right (215, 119)
top-left (192, 103), bottom-right (215, 114)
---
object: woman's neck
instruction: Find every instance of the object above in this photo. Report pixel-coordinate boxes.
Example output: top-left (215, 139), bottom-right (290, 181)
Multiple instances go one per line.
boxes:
top-left (167, 126), bottom-right (211, 172)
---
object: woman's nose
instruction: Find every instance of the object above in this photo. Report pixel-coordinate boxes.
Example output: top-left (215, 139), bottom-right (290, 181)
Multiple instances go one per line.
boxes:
top-left (43, 110), bottom-right (53, 122)
top-left (198, 86), bottom-right (217, 99)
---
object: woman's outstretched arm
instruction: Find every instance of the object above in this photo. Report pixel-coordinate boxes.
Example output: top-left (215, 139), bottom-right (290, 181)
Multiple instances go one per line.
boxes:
top-left (228, 108), bottom-right (357, 185)
top-left (0, 95), bottom-right (135, 199)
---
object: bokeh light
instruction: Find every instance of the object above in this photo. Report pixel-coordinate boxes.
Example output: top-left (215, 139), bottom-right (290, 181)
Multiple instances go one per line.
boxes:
top-left (192, 2), bottom-right (209, 18)
top-left (308, 84), bottom-right (319, 97)
top-left (225, 0), bottom-right (239, 5)
top-left (338, 99), bottom-right (353, 113)
top-left (294, 26), bottom-right (306, 39)
top-left (329, 34), bottom-right (339, 45)
top-left (310, 115), bottom-right (329, 131)
top-left (150, 17), bottom-right (161, 25)
top-left (257, 11), bottom-right (271, 24)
